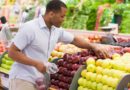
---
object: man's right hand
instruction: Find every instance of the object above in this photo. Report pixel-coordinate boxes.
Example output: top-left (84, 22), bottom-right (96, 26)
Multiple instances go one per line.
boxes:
top-left (35, 61), bottom-right (46, 73)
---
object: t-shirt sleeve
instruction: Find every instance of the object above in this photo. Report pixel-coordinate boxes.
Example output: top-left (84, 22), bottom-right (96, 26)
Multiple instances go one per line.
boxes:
top-left (12, 25), bottom-right (34, 50)
top-left (58, 29), bottom-right (74, 44)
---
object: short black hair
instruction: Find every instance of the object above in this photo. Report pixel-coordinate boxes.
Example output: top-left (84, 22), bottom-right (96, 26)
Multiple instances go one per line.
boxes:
top-left (46, 0), bottom-right (67, 12)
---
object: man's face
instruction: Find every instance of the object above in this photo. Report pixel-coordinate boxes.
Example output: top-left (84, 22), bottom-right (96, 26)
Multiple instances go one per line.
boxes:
top-left (51, 7), bottom-right (67, 27)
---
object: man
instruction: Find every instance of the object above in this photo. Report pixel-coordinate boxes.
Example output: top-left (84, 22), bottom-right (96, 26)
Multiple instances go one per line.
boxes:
top-left (8, 0), bottom-right (110, 90)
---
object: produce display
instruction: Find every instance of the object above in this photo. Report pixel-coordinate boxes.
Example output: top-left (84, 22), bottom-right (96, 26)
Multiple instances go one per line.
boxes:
top-left (0, 53), bottom-right (14, 74)
top-left (50, 49), bottom-right (98, 90)
top-left (78, 53), bottom-right (130, 90)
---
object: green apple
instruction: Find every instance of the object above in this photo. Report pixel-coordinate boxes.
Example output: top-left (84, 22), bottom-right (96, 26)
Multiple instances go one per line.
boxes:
top-left (86, 57), bottom-right (95, 65)
top-left (2, 58), bottom-right (6, 64)
top-left (1, 64), bottom-right (11, 70)
top-left (4, 54), bottom-right (12, 61)
top-left (87, 81), bottom-right (92, 89)
top-left (91, 82), bottom-right (97, 90)
top-left (78, 77), bottom-right (84, 86)
top-left (83, 79), bottom-right (88, 87)
top-left (87, 64), bottom-right (96, 73)
top-left (102, 68), bottom-right (110, 75)
top-left (6, 60), bottom-right (14, 65)
top-left (83, 88), bottom-right (89, 90)
top-left (90, 73), bottom-right (97, 82)
top-left (102, 85), bottom-right (109, 90)
top-left (81, 69), bottom-right (87, 78)
top-left (78, 86), bottom-right (84, 90)
top-left (85, 72), bottom-right (93, 80)
top-left (97, 83), bottom-right (103, 90)
top-left (125, 64), bottom-right (130, 73)
top-left (96, 66), bottom-right (103, 74)
top-left (102, 60), bottom-right (112, 69)
top-left (112, 53), bottom-right (121, 60)
top-left (96, 59), bottom-right (103, 66)
top-left (96, 74), bottom-right (102, 83)
top-left (111, 78), bottom-right (119, 88)
top-left (101, 75), bottom-right (108, 85)
top-left (107, 87), bottom-right (114, 90)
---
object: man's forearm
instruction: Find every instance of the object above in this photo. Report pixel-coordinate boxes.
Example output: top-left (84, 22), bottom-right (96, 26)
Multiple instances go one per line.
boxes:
top-left (8, 50), bottom-right (38, 67)
top-left (71, 36), bottom-right (95, 50)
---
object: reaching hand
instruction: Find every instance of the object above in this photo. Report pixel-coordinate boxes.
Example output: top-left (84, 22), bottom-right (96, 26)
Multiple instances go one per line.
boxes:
top-left (92, 44), bottom-right (112, 58)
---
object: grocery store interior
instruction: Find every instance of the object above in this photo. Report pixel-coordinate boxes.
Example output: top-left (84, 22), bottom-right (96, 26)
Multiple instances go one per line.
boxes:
top-left (1, 0), bottom-right (130, 90)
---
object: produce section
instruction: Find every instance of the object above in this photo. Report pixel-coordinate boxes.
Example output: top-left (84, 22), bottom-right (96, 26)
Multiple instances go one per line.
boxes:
top-left (1, 0), bottom-right (130, 90)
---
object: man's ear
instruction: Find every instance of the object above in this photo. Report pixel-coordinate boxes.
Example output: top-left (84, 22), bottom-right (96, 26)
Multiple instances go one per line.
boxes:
top-left (48, 11), bottom-right (55, 18)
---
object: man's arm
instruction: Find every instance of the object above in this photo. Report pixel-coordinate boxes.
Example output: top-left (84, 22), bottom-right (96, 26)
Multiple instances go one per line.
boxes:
top-left (71, 35), bottom-right (110, 58)
top-left (8, 43), bottom-right (46, 73)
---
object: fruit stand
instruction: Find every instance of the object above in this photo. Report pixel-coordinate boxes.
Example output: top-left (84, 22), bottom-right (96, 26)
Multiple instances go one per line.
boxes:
top-left (1, 0), bottom-right (130, 90)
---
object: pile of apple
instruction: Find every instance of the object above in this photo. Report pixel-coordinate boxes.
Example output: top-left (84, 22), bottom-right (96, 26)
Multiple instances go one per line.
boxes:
top-left (0, 40), bottom-right (6, 55)
top-left (78, 53), bottom-right (130, 90)
top-left (0, 53), bottom-right (14, 74)
top-left (50, 49), bottom-right (98, 90)
top-left (49, 43), bottom-right (82, 62)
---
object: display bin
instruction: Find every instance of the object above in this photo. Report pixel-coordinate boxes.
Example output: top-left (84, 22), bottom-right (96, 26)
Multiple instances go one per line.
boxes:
top-left (69, 65), bottom-right (85, 90)
top-left (68, 64), bottom-right (130, 90)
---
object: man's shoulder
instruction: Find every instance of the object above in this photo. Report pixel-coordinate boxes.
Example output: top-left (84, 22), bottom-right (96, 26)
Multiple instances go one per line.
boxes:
top-left (21, 18), bottom-right (39, 30)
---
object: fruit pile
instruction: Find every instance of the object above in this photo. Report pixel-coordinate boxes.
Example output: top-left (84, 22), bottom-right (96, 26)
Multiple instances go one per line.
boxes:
top-left (49, 43), bottom-right (82, 62)
top-left (0, 53), bottom-right (14, 74)
top-left (50, 49), bottom-right (98, 90)
top-left (78, 53), bottom-right (130, 90)
top-left (0, 40), bottom-right (6, 55)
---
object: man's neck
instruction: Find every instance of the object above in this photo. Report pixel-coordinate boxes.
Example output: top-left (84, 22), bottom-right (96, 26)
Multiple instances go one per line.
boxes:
top-left (43, 15), bottom-right (52, 30)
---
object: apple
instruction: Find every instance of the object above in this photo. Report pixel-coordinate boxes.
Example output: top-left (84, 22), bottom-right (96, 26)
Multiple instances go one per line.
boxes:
top-left (101, 75), bottom-right (108, 85)
top-left (70, 71), bottom-right (76, 77)
top-left (80, 50), bottom-right (89, 57)
top-left (102, 68), bottom-right (110, 75)
top-left (51, 73), bottom-right (59, 80)
top-left (102, 85), bottom-right (109, 90)
top-left (96, 66), bottom-right (103, 74)
top-left (86, 57), bottom-right (95, 65)
top-left (72, 64), bottom-right (80, 70)
top-left (107, 87), bottom-right (114, 90)
top-left (35, 77), bottom-right (44, 86)
top-left (87, 81), bottom-right (92, 89)
top-left (90, 73), bottom-right (97, 82)
top-left (111, 78), bottom-right (119, 88)
top-left (91, 82), bottom-right (97, 90)
top-left (125, 64), bottom-right (130, 73)
top-left (66, 63), bottom-right (72, 70)
top-left (112, 53), bottom-right (121, 60)
top-left (97, 83), bottom-right (103, 90)
top-left (81, 70), bottom-right (87, 78)
top-left (87, 64), bottom-right (96, 73)
top-left (82, 79), bottom-right (88, 87)
top-left (78, 86), bottom-right (84, 90)
top-left (78, 77), bottom-right (84, 86)
top-left (71, 54), bottom-right (81, 63)
top-left (101, 60), bottom-right (112, 69)
top-left (96, 74), bottom-right (102, 83)
top-left (83, 87), bottom-right (89, 90)
top-left (62, 61), bottom-right (68, 67)
top-left (96, 59), bottom-right (103, 66)
top-left (85, 72), bottom-right (93, 80)
top-left (38, 84), bottom-right (46, 90)
top-left (57, 59), bottom-right (64, 66)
